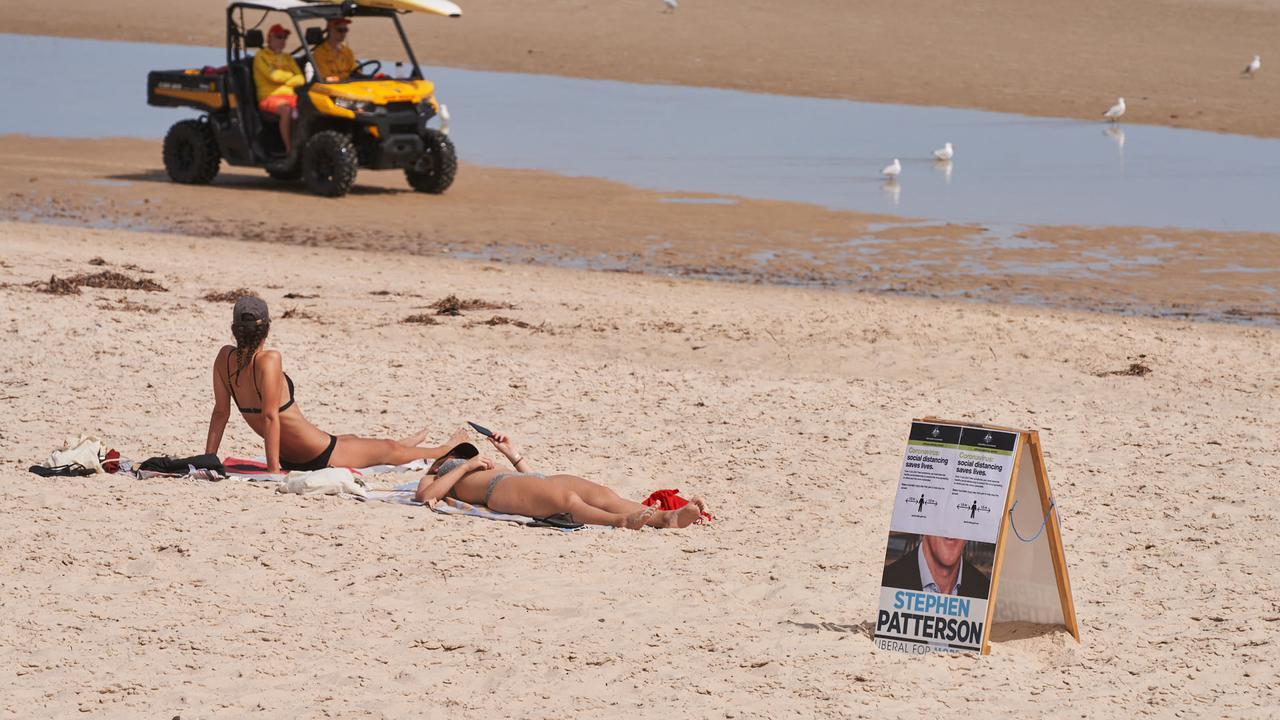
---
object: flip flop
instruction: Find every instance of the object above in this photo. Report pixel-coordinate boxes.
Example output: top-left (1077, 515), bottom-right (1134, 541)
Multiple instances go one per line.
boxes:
top-left (527, 512), bottom-right (585, 530)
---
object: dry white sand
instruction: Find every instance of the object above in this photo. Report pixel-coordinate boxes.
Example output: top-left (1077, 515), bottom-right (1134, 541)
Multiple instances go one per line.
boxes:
top-left (1, 222), bottom-right (1275, 717)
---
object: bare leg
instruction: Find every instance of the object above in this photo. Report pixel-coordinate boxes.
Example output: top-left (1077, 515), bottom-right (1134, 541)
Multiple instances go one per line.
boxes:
top-left (549, 475), bottom-right (650, 515)
top-left (564, 493), bottom-right (655, 530)
top-left (327, 436), bottom-right (452, 468)
top-left (399, 425), bottom-right (467, 449)
top-left (488, 478), bottom-right (655, 530)
top-left (547, 475), bottom-right (704, 529)
top-left (279, 109), bottom-right (292, 155)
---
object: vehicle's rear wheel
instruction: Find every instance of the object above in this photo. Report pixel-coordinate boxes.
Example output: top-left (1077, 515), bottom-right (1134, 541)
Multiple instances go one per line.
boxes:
top-left (405, 129), bottom-right (457, 194)
top-left (301, 130), bottom-right (358, 197)
top-left (266, 165), bottom-right (302, 182)
top-left (162, 119), bottom-right (220, 185)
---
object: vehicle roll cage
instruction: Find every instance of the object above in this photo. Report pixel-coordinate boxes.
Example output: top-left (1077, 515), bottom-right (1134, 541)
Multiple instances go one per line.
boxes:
top-left (226, 2), bottom-right (423, 82)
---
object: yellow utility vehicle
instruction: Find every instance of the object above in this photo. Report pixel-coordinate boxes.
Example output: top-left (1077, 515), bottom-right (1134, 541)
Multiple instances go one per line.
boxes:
top-left (147, 0), bottom-right (459, 197)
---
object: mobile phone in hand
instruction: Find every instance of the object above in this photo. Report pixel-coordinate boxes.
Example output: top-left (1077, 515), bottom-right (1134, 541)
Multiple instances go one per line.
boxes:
top-left (468, 421), bottom-right (495, 438)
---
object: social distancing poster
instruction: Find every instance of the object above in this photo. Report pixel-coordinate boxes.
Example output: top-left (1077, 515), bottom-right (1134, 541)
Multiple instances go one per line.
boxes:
top-left (874, 419), bottom-right (1079, 655)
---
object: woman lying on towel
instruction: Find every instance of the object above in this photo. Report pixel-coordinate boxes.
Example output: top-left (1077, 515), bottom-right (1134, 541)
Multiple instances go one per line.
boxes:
top-left (205, 296), bottom-right (465, 473)
top-left (415, 432), bottom-right (707, 529)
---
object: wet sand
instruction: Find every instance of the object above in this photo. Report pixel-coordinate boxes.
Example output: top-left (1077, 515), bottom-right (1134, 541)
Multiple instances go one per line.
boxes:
top-left (10, 0), bottom-right (1280, 138)
top-left (2, 135), bottom-right (1277, 325)
top-left (2, 221), bottom-right (1277, 717)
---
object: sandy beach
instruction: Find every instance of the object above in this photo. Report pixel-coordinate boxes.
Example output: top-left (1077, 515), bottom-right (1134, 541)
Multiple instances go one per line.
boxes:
top-left (10, 0), bottom-right (1280, 138)
top-left (2, 222), bottom-right (1276, 717)
top-left (4, 0), bottom-right (1280, 714)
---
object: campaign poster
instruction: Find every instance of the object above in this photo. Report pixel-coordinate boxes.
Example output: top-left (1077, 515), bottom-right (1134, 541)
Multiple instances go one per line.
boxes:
top-left (874, 421), bottom-right (1019, 654)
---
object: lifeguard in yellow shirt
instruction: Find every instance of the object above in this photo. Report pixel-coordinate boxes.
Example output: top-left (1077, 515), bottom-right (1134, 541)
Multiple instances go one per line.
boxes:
top-left (312, 18), bottom-right (357, 82)
top-left (253, 24), bottom-right (304, 155)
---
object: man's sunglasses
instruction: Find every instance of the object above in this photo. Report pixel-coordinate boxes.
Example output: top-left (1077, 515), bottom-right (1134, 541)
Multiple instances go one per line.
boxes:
top-left (333, 27), bottom-right (349, 33)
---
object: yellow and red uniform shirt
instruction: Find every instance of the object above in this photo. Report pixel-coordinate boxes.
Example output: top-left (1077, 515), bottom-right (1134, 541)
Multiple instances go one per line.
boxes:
top-left (312, 42), bottom-right (356, 82)
top-left (252, 47), bottom-right (304, 102)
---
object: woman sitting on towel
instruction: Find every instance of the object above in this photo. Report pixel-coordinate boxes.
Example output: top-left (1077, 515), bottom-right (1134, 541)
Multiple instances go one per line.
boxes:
top-left (205, 296), bottom-right (465, 473)
top-left (416, 432), bottom-right (707, 530)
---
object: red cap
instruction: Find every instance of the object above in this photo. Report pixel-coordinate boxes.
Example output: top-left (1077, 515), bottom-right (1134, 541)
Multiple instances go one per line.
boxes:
top-left (268, 23), bottom-right (291, 37)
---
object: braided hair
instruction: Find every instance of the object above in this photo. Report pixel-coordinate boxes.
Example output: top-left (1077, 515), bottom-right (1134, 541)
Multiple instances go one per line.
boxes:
top-left (230, 318), bottom-right (270, 382)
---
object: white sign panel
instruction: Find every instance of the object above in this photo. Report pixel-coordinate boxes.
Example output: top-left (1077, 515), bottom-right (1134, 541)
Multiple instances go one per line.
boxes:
top-left (875, 421), bottom-right (1020, 654)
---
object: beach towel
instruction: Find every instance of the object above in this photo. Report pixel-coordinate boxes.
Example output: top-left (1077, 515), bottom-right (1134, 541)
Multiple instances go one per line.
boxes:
top-left (221, 456), bottom-right (431, 482)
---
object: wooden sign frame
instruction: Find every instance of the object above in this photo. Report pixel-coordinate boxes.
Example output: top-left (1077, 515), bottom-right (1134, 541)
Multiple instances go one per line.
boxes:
top-left (920, 417), bottom-right (1079, 654)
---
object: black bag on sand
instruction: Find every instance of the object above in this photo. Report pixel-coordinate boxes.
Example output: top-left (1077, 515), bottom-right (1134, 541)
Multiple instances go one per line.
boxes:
top-left (138, 453), bottom-right (225, 475)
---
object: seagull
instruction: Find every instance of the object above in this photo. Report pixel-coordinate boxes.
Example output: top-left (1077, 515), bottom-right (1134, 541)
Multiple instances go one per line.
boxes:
top-left (439, 103), bottom-right (450, 135)
top-left (881, 158), bottom-right (902, 178)
top-left (1242, 55), bottom-right (1261, 78)
top-left (663, 0), bottom-right (677, 12)
top-left (1103, 97), bottom-right (1126, 123)
top-left (932, 142), bottom-right (953, 161)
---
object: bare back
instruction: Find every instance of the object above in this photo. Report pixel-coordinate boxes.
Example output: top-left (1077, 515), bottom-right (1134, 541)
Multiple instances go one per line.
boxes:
top-left (215, 345), bottom-right (330, 462)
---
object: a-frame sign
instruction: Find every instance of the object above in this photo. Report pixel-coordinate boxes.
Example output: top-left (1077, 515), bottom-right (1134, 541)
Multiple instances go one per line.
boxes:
top-left (873, 418), bottom-right (1079, 655)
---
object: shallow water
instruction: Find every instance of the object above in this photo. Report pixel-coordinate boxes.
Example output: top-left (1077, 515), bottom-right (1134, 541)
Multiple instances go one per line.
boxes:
top-left (3, 33), bottom-right (1280, 232)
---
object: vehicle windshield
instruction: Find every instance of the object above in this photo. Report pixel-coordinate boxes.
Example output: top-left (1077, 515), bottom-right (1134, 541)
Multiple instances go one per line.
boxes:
top-left (234, 8), bottom-right (420, 83)
top-left (296, 11), bottom-right (420, 83)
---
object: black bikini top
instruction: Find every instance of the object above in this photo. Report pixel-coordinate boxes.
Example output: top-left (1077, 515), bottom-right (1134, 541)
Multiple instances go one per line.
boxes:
top-left (227, 352), bottom-right (296, 414)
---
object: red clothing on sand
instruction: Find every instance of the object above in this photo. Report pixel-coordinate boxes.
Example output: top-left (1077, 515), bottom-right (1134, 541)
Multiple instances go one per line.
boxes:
top-left (642, 488), bottom-right (712, 523)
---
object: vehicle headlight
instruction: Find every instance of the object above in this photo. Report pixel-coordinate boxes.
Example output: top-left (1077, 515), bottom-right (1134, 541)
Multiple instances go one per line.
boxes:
top-left (332, 96), bottom-right (376, 113)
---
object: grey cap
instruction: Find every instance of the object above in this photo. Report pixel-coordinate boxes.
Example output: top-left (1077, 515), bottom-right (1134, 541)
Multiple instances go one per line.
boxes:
top-left (232, 295), bottom-right (269, 327)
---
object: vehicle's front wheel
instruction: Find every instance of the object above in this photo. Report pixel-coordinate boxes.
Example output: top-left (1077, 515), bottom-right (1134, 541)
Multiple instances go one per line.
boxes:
top-left (162, 119), bottom-right (220, 185)
top-left (301, 130), bottom-right (358, 197)
top-left (405, 129), bottom-right (457, 194)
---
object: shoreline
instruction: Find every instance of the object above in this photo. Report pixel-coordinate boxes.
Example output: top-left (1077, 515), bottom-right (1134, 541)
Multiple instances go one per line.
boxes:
top-left (3, 135), bottom-right (1278, 327)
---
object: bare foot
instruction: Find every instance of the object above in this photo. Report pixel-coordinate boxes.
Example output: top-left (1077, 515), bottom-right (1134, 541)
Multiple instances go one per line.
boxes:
top-left (446, 426), bottom-right (469, 447)
top-left (672, 503), bottom-right (704, 528)
top-left (657, 498), bottom-right (706, 528)
top-left (398, 425), bottom-right (433, 447)
top-left (623, 504), bottom-right (659, 530)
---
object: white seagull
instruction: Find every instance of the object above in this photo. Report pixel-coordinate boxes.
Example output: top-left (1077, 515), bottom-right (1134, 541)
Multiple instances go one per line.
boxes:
top-left (881, 158), bottom-right (902, 178)
top-left (1242, 55), bottom-right (1261, 78)
top-left (1103, 97), bottom-right (1126, 122)
top-left (932, 142), bottom-right (954, 161)
top-left (663, 0), bottom-right (677, 12)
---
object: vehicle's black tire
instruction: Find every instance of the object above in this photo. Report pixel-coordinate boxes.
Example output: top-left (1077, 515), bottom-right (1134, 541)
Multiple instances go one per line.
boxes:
top-left (301, 130), bottom-right (358, 197)
top-left (162, 119), bottom-right (220, 185)
top-left (266, 165), bottom-right (302, 182)
top-left (405, 129), bottom-right (457, 194)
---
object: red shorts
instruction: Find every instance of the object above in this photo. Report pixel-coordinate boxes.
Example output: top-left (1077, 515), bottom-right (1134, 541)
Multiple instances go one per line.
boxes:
top-left (259, 94), bottom-right (297, 114)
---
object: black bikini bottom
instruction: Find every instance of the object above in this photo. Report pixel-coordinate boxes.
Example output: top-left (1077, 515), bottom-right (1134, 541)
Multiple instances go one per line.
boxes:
top-left (281, 434), bottom-right (337, 472)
